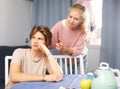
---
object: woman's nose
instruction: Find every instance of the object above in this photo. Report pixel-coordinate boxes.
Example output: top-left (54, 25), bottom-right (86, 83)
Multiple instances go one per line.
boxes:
top-left (70, 18), bottom-right (74, 23)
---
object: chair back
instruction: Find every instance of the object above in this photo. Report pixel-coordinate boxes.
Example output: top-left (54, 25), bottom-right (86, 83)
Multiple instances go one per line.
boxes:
top-left (54, 55), bottom-right (84, 75)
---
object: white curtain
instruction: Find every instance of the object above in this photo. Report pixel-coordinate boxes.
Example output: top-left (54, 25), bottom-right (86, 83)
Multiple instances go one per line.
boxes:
top-left (32, 0), bottom-right (76, 28)
top-left (100, 0), bottom-right (120, 69)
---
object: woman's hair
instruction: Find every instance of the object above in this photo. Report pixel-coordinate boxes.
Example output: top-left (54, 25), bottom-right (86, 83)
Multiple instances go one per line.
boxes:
top-left (68, 4), bottom-right (86, 33)
top-left (29, 25), bottom-right (52, 47)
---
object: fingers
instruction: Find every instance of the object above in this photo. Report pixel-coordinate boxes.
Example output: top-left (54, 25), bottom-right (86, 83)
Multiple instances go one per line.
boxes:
top-left (38, 43), bottom-right (46, 54)
top-left (58, 39), bottom-right (61, 43)
top-left (55, 43), bottom-right (63, 51)
top-left (56, 42), bottom-right (62, 46)
top-left (39, 43), bottom-right (51, 55)
top-left (56, 43), bottom-right (63, 49)
top-left (39, 43), bottom-right (47, 51)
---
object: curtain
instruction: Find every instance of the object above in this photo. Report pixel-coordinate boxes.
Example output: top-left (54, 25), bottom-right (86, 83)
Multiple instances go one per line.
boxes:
top-left (32, 0), bottom-right (76, 54)
top-left (100, 0), bottom-right (120, 69)
top-left (32, 0), bottom-right (76, 28)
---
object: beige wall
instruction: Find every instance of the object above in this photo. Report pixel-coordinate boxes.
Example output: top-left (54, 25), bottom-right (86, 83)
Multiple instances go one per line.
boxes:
top-left (0, 0), bottom-right (33, 46)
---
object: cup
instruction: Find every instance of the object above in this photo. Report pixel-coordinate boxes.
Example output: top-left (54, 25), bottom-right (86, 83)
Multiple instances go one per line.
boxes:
top-left (87, 72), bottom-right (94, 80)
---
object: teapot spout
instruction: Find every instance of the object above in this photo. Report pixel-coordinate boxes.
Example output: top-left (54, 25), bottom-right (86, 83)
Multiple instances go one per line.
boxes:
top-left (113, 69), bottom-right (120, 87)
top-left (113, 69), bottom-right (120, 76)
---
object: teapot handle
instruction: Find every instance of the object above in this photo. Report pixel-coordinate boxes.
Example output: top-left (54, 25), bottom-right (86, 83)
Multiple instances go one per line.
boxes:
top-left (100, 62), bottom-right (109, 68)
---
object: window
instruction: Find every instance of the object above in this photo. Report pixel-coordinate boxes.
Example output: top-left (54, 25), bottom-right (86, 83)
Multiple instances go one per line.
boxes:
top-left (77, 0), bottom-right (103, 45)
top-left (86, 0), bottom-right (103, 45)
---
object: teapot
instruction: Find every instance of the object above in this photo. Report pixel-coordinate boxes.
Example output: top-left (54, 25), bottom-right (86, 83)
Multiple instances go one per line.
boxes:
top-left (91, 62), bottom-right (120, 89)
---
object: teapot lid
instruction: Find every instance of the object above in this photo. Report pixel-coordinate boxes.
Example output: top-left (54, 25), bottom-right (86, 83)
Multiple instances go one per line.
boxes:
top-left (98, 62), bottom-right (110, 70)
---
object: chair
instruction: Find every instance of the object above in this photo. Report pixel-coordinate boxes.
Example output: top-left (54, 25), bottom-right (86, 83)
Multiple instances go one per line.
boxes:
top-left (5, 56), bottom-right (12, 85)
top-left (5, 55), bottom-right (84, 85)
top-left (54, 55), bottom-right (84, 75)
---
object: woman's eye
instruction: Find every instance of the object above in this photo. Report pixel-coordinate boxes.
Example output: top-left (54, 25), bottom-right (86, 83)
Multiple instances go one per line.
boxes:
top-left (75, 18), bottom-right (78, 21)
top-left (69, 16), bottom-right (72, 18)
top-left (32, 37), bottom-right (35, 39)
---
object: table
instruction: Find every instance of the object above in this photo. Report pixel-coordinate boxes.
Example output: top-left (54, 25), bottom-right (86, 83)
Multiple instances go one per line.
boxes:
top-left (11, 74), bottom-right (87, 89)
top-left (11, 74), bottom-right (120, 89)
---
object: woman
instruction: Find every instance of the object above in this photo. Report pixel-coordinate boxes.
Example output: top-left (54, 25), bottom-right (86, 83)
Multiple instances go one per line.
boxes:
top-left (5, 25), bottom-right (63, 89)
top-left (50, 4), bottom-right (87, 56)
top-left (50, 4), bottom-right (88, 73)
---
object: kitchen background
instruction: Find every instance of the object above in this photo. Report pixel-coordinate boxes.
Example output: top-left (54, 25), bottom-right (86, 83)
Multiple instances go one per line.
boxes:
top-left (0, 0), bottom-right (102, 65)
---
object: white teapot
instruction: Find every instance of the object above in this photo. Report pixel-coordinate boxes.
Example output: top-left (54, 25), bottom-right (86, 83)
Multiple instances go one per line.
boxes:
top-left (91, 62), bottom-right (120, 89)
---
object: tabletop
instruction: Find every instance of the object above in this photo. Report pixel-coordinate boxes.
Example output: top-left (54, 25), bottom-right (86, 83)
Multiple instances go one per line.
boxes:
top-left (11, 74), bottom-right (86, 89)
top-left (11, 74), bottom-right (120, 89)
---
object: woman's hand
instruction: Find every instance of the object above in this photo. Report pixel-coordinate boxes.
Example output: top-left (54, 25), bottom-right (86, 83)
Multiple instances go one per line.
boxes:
top-left (55, 41), bottom-right (73, 55)
top-left (56, 42), bottom-right (68, 53)
top-left (55, 42), bottom-right (63, 51)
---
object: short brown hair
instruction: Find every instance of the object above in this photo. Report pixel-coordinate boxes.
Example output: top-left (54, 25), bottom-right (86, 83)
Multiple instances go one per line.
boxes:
top-left (29, 25), bottom-right (52, 47)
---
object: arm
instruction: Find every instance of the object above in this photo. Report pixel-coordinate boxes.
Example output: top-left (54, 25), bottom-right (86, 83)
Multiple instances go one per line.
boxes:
top-left (55, 41), bottom-right (73, 55)
top-left (50, 21), bottom-right (62, 49)
top-left (39, 43), bottom-right (63, 82)
top-left (10, 47), bottom-right (63, 83)
top-left (10, 64), bottom-right (44, 82)
top-left (50, 20), bottom-right (73, 55)
top-left (56, 33), bottom-right (87, 56)
top-left (10, 49), bottom-right (44, 82)
top-left (71, 33), bottom-right (87, 56)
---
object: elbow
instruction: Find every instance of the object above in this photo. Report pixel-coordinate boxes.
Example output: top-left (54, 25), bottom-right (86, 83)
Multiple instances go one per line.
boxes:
top-left (10, 76), bottom-right (16, 82)
top-left (55, 73), bottom-right (63, 82)
top-left (10, 74), bottom-right (19, 83)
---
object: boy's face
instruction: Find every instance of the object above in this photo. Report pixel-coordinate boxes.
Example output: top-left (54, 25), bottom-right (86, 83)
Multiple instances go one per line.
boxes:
top-left (31, 31), bottom-right (45, 51)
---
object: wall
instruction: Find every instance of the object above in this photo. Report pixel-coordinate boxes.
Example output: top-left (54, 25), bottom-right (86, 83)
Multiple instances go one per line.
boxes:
top-left (86, 45), bottom-right (100, 72)
top-left (0, 0), bottom-right (33, 46)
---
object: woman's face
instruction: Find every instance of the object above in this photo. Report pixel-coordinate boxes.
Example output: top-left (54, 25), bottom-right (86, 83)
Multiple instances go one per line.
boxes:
top-left (31, 31), bottom-right (45, 51)
top-left (67, 9), bottom-right (82, 30)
